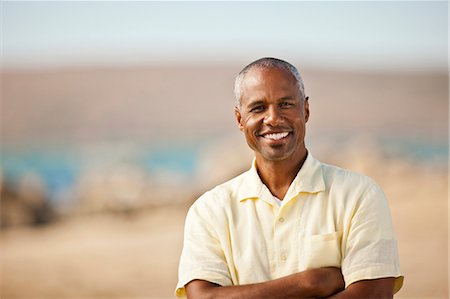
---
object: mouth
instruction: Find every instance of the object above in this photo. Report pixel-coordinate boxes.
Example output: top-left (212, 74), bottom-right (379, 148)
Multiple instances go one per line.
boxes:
top-left (261, 131), bottom-right (290, 141)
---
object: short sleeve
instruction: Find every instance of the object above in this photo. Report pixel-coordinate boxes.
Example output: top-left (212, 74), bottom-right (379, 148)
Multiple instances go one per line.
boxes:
top-left (341, 179), bottom-right (403, 293)
top-left (175, 195), bottom-right (232, 298)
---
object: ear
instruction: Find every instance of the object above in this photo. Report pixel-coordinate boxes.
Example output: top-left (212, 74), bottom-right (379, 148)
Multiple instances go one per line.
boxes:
top-left (234, 106), bottom-right (244, 131)
top-left (304, 96), bottom-right (310, 123)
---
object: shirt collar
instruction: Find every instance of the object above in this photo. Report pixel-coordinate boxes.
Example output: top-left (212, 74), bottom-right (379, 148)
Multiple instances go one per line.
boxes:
top-left (238, 151), bottom-right (326, 202)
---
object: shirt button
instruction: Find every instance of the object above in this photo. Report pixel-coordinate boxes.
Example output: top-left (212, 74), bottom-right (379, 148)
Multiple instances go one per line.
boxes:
top-left (281, 255), bottom-right (287, 261)
top-left (279, 217), bottom-right (285, 222)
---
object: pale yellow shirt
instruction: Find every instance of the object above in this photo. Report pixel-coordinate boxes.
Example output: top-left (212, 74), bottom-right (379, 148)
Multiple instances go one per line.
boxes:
top-left (176, 153), bottom-right (403, 297)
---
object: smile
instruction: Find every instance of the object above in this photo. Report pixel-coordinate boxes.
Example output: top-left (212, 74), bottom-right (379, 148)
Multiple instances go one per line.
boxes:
top-left (262, 132), bottom-right (290, 141)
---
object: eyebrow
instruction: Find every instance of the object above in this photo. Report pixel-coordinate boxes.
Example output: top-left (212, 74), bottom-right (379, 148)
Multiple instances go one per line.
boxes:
top-left (278, 96), bottom-right (296, 101)
top-left (245, 95), bottom-right (298, 108)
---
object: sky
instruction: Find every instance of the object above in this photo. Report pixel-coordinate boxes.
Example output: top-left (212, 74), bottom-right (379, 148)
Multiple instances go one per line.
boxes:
top-left (1, 1), bottom-right (448, 71)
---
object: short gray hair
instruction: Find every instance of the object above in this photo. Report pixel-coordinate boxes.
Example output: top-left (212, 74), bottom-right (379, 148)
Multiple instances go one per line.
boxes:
top-left (234, 57), bottom-right (306, 107)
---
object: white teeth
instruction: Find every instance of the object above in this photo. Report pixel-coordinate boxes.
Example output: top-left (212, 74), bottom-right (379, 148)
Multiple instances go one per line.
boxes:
top-left (264, 132), bottom-right (289, 140)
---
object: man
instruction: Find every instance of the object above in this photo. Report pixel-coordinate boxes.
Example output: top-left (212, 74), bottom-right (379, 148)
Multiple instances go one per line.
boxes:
top-left (176, 58), bottom-right (403, 298)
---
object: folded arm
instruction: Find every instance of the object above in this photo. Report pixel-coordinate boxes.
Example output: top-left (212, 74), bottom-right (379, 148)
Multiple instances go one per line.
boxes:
top-left (186, 270), bottom-right (395, 299)
top-left (186, 267), bottom-right (344, 299)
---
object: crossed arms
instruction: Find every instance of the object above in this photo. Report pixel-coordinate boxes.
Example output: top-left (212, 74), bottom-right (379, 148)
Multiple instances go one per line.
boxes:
top-left (180, 172), bottom-right (401, 298)
top-left (185, 268), bottom-right (395, 299)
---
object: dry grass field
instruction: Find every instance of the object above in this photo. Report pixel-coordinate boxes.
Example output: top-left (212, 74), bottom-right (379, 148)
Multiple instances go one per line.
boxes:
top-left (1, 152), bottom-right (447, 299)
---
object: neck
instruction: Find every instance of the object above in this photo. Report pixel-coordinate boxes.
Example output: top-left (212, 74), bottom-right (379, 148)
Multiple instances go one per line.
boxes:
top-left (255, 149), bottom-right (308, 200)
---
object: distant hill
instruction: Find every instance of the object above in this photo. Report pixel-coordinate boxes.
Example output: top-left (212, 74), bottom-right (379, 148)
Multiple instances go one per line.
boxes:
top-left (2, 66), bottom-right (447, 146)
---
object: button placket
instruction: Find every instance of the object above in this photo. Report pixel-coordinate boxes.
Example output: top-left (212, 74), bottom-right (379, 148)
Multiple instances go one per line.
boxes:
top-left (274, 209), bottom-right (288, 268)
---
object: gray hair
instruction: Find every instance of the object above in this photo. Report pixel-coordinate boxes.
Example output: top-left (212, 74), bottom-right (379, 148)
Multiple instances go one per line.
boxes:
top-left (234, 57), bottom-right (306, 107)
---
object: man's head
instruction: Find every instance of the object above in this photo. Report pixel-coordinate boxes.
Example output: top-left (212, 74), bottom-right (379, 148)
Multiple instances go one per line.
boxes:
top-left (234, 57), bottom-right (306, 108)
top-left (234, 58), bottom-right (310, 163)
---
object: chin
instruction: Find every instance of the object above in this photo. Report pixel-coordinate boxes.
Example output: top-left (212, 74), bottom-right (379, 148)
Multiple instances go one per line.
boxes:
top-left (258, 145), bottom-right (304, 162)
top-left (260, 152), bottom-right (293, 162)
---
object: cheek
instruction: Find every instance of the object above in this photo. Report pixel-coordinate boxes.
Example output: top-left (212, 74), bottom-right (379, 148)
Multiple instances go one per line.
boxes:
top-left (243, 116), bottom-right (261, 134)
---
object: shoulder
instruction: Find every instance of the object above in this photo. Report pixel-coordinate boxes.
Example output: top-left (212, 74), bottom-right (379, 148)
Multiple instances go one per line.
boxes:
top-left (319, 160), bottom-right (381, 191)
top-left (316, 160), bottom-right (387, 207)
top-left (185, 170), bottom-right (251, 231)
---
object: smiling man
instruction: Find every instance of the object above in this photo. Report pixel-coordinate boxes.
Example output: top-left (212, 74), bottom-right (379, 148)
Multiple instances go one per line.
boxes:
top-left (176, 58), bottom-right (403, 298)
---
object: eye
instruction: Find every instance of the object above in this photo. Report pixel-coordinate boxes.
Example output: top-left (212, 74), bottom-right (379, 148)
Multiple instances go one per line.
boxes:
top-left (249, 105), bottom-right (265, 113)
top-left (280, 101), bottom-right (294, 109)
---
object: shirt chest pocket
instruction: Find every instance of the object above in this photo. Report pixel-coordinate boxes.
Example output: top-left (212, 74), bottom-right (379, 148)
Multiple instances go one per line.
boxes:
top-left (300, 231), bottom-right (342, 270)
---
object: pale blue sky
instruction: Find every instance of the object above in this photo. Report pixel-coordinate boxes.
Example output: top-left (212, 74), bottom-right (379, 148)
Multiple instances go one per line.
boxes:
top-left (2, 1), bottom-right (448, 71)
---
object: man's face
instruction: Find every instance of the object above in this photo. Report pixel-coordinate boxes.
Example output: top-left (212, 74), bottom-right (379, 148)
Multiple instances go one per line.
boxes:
top-left (235, 67), bottom-right (309, 162)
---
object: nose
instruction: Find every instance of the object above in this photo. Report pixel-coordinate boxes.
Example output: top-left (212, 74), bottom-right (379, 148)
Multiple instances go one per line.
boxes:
top-left (263, 105), bottom-right (283, 126)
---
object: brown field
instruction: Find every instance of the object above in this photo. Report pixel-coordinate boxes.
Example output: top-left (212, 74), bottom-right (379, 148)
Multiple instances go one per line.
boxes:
top-left (1, 150), bottom-right (447, 299)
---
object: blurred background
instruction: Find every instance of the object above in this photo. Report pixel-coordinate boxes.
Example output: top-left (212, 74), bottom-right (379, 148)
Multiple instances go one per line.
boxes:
top-left (0, 1), bottom-right (448, 298)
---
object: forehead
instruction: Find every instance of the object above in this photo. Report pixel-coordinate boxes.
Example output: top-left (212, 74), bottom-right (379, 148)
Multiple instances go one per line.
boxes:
top-left (240, 67), bottom-right (299, 102)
